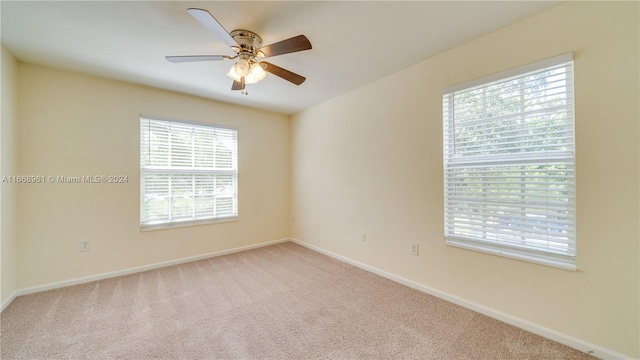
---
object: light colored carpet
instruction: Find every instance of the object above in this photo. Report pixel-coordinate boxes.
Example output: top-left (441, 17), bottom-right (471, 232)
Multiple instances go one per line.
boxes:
top-left (1, 242), bottom-right (595, 359)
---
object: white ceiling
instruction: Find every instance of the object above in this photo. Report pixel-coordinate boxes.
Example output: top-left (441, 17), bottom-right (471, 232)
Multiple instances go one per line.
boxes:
top-left (1, 1), bottom-right (563, 115)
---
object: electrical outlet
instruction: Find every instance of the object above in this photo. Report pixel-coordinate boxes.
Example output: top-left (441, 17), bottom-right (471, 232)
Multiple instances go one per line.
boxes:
top-left (360, 232), bottom-right (367, 242)
top-left (80, 240), bottom-right (91, 252)
top-left (410, 243), bottom-right (419, 256)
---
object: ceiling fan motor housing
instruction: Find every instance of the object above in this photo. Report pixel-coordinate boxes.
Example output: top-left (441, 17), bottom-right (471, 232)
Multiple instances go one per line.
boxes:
top-left (230, 30), bottom-right (263, 56)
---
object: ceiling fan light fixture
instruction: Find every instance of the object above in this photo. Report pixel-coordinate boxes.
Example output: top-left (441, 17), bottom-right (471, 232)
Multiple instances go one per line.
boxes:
top-left (250, 62), bottom-right (267, 82)
top-left (227, 66), bottom-right (242, 82)
top-left (227, 58), bottom-right (250, 81)
top-left (233, 58), bottom-right (250, 77)
top-left (228, 60), bottom-right (267, 84)
top-left (244, 75), bottom-right (258, 85)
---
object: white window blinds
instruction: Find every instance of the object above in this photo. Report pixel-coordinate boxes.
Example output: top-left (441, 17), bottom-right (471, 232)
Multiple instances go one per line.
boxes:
top-left (140, 117), bottom-right (237, 230)
top-left (442, 54), bottom-right (576, 270)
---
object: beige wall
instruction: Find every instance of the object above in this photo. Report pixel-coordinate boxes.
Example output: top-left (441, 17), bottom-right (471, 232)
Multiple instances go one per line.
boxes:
top-left (17, 64), bottom-right (291, 288)
top-left (292, 2), bottom-right (639, 357)
top-left (1, 47), bottom-right (19, 305)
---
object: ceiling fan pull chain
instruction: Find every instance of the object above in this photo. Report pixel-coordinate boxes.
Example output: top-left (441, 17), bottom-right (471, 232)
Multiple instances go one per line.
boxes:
top-left (241, 77), bottom-right (247, 95)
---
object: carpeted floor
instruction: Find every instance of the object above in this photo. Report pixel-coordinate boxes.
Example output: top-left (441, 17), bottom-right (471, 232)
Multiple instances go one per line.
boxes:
top-left (1, 242), bottom-right (595, 359)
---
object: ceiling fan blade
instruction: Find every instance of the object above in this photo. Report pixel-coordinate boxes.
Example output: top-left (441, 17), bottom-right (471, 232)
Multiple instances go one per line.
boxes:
top-left (187, 8), bottom-right (238, 48)
top-left (262, 62), bottom-right (306, 85)
top-left (231, 80), bottom-right (245, 91)
top-left (165, 55), bottom-right (228, 63)
top-left (257, 35), bottom-right (312, 58)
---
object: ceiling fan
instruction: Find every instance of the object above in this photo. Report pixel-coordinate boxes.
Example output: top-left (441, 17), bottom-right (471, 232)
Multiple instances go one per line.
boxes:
top-left (166, 8), bottom-right (312, 95)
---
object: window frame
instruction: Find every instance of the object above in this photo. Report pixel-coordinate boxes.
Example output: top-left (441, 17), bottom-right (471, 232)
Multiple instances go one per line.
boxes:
top-left (139, 116), bottom-right (238, 231)
top-left (442, 53), bottom-right (576, 270)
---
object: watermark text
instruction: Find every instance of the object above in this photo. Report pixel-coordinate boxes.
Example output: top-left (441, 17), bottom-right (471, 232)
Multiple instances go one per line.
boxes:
top-left (2, 175), bottom-right (129, 184)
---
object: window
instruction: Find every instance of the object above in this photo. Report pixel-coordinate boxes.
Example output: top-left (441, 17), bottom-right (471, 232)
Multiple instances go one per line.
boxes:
top-left (140, 117), bottom-right (237, 230)
top-left (442, 54), bottom-right (576, 270)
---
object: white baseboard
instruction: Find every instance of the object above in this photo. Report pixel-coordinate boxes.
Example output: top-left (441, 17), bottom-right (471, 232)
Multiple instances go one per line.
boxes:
top-left (290, 238), bottom-right (633, 360)
top-left (1, 290), bottom-right (18, 312)
top-left (12, 238), bottom-right (290, 299)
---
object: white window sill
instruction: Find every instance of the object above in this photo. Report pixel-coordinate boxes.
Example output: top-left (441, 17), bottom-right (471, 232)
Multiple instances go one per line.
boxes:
top-left (445, 238), bottom-right (577, 271)
top-left (140, 216), bottom-right (238, 232)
